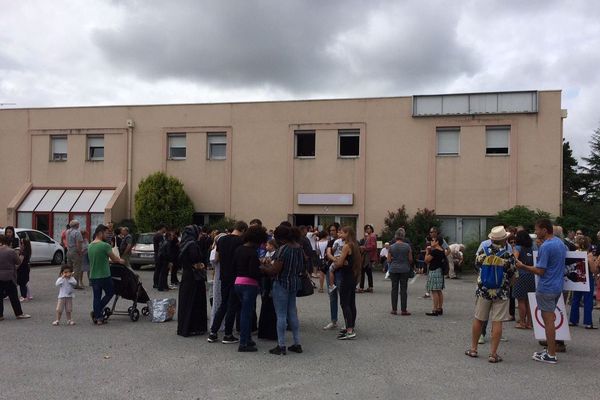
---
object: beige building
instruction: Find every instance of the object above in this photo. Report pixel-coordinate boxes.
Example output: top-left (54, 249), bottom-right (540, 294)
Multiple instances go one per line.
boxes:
top-left (0, 90), bottom-right (564, 244)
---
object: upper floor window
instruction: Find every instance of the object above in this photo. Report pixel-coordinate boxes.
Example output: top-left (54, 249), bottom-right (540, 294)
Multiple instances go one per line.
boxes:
top-left (51, 136), bottom-right (67, 161)
top-left (207, 134), bottom-right (226, 160)
top-left (338, 129), bottom-right (360, 158)
top-left (436, 127), bottom-right (460, 156)
top-left (486, 126), bottom-right (510, 155)
top-left (295, 130), bottom-right (316, 158)
top-left (87, 135), bottom-right (104, 161)
top-left (168, 133), bottom-right (186, 160)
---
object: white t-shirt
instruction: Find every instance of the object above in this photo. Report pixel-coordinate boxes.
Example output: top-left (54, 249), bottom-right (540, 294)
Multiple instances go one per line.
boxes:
top-left (316, 240), bottom-right (328, 260)
top-left (379, 247), bottom-right (389, 258)
top-left (56, 276), bottom-right (77, 298)
top-left (306, 232), bottom-right (317, 251)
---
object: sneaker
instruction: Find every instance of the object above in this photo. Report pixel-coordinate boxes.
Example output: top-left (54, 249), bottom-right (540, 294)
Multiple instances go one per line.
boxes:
top-left (337, 331), bottom-right (356, 340)
top-left (288, 344), bottom-right (303, 353)
top-left (19, 297), bottom-right (26, 302)
top-left (532, 350), bottom-right (557, 364)
top-left (238, 345), bottom-right (258, 352)
top-left (328, 285), bottom-right (337, 295)
top-left (478, 335), bottom-right (485, 344)
top-left (207, 333), bottom-right (218, 343)
top-left (500, 337), bottom-right (508, 342)
top-left (533, 349), bottom-right (547, 358)
top-left (222, 335), bottom-right (239, 344)
top-left (16, 314), bottom-right (31, 319)
top-left (269, 346), bottom-right (286, 355)
top-left (322, 322), bottom-right (338, 330)
top-left (247, 339), bottom-right (256, 347)
top-left (339, 328), bottom-right (348, 334)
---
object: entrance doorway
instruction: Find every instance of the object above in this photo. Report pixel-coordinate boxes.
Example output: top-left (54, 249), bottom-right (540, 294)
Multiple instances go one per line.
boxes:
top-left (293, 214), bottom-right (315, 227)
top-left (34, 213), bottom-right (51, 236)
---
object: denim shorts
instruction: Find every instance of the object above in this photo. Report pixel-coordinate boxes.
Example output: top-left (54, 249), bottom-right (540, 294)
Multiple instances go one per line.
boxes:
top-left (536, 292), bottom-right (561, 313)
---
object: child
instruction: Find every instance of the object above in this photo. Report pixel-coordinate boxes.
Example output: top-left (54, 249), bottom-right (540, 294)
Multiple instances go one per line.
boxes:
top-left (328, 237), bottom-right (345, 294)
top-left (53, 265), bottom-right (77, 326)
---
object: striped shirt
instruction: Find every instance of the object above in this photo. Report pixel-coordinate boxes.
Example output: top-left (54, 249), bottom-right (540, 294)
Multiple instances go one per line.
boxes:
top-left (273, 244), bottom-right (305, 292)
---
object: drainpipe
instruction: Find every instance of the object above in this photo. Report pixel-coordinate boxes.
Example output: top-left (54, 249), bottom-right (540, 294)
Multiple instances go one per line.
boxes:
top-left (126, 119), bottom-right (135, 219)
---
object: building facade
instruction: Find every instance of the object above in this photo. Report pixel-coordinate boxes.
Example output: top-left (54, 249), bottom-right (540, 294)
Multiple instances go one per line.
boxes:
top-left (0, 90), bottom-right (564, 244)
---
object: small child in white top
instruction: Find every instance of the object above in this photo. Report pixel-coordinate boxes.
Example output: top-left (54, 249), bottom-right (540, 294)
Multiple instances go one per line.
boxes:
top-left (53, 265), bottom-right (77, 326)
top-left (328, 238), bottom-right (345, 294)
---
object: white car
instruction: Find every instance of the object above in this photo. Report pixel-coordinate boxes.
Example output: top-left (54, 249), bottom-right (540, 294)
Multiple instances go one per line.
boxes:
top-left (129, 232), bottom-right (156, 270)
top-left (0, 228), bottom-right (65, 265)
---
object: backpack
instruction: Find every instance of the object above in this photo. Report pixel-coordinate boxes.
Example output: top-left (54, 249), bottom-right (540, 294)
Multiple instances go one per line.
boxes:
top-left (479, 246), bottom-right (507, 289)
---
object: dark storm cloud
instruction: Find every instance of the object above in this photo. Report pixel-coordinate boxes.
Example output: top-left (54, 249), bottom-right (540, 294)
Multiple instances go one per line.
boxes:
top-left (92, 0), bottom-right (479, 94)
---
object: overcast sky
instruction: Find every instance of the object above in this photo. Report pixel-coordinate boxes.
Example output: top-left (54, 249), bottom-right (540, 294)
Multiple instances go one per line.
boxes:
top-left (1, 0), bottom-right (599, 160)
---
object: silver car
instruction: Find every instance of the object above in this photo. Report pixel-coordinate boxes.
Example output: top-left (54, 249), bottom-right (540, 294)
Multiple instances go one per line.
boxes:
top-left (129, 233), bottom-right (156, 270)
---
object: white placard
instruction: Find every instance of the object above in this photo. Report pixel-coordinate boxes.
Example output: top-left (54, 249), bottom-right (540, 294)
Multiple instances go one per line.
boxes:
top-left (528, 293), bottom-right (571, 341)
top-left (533, 251), bottom-right (590, 292)
top-left (297, 193), bottom-right (353, 206)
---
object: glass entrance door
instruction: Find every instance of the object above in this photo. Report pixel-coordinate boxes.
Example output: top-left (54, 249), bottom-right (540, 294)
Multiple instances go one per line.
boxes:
top-left (316, 215), bottom-right (357, 231)
top-left (34, 213), bottom-right (51, 236)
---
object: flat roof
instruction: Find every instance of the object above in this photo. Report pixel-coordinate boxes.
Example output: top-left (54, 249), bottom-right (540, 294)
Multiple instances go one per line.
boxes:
top-left (0, 89), bottom-right (561, 112)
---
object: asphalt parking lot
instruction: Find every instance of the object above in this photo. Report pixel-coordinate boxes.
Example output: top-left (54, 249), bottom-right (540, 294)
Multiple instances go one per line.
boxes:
top-left (2, 265), bottom-right (598, 400)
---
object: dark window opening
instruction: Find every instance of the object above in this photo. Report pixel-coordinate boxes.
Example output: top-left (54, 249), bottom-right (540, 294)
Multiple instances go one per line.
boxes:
top-left (89, 147), bottom-right (104, 160)
top-left (295, 131), bottom-right (315, 157)
top-left (486, 147), bottom-right (509, 154)
top-left (339, 130), bottom-right (360, 157)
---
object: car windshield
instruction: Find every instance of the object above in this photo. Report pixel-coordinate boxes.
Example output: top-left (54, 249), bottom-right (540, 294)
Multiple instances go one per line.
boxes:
top-left (137, 234), bottom-right (154, 245)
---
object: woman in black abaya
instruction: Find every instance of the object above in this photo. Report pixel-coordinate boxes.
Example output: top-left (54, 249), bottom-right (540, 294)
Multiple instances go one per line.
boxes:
top-left (177, 225), bottom-right (208, 337)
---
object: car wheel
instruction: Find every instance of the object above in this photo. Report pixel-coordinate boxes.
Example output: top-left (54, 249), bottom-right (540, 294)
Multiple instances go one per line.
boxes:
top-left (52, 251), bottom-right (64, 265)
top-left (131, 264), bottom-right (141, 270)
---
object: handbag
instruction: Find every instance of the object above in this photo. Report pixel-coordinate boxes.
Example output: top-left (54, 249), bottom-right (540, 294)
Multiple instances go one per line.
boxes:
top-left (296, 273), bottom-right (314, 297)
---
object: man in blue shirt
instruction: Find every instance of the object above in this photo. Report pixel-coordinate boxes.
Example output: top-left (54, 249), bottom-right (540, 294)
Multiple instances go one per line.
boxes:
top-left (516, 218), bottom-right (566, 364)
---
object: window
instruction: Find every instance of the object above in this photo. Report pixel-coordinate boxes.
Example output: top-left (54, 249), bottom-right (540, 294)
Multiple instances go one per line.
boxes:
top-left (87, 136), bottom-right (104, 161)
top-left (338, 129), bottom-right (360, 157)
top-left (51, 136), bottom-right (67, 161)
top-left (439, 217), bottom-right (488, 244)
top-left (486, 126), bottom-right (510, 155)
top-left (193, 212), bottom-right (225, 226)
top-left (437, 128), bottom-right (460, 155)
top-left (207, 134), bottom-right (226, 160)
top-left (295, 130), bottom-right (315, 158)
top-left (168, 134), bottom-right (186, 160)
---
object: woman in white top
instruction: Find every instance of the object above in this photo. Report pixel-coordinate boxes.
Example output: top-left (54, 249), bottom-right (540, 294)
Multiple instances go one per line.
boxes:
top-left (315, 231), bottom-right (329, 293)
top-left (209, 233), bottom-right (227, 332)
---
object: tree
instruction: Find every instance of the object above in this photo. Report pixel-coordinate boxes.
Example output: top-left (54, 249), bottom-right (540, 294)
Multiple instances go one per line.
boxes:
top-left (493, 205), bottom-right (552, 232)
top-left (380, 206), bottom-right (410, 243)
top-left (134, 172), bottom-right (194, 232)
top-left (562, 140), bottom-right (585, 200)
top-left (581, 128), bottom-right (600, 202)
top-left (379, 206), bottom-right (441, 250)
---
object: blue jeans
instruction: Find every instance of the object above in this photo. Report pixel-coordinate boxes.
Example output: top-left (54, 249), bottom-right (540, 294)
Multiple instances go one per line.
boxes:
top-left (234, 284), bottom-right (258, 346)
top-left (272, 281), bottom-right (300, 347)
top-left (90, 277), bottom-right (115, 320)
top-left (327, 270), bottom-right (342, 322)
top-left (569, 277), bottom-right (595, 326)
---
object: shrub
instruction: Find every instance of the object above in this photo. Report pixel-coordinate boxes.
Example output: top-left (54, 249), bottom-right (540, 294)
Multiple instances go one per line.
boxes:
top-left (134, 172), bottom-right (194, 233)
top-left (462, 241), bottom-right (482, 274)
top-left (379, 206), bottom-right (441, 250)
top-left (493, 205), bottom-right (552, 232)
top-left (207, 217), bottom-right (237, 233)
top-left (380, 206), bottom-right (410, 243)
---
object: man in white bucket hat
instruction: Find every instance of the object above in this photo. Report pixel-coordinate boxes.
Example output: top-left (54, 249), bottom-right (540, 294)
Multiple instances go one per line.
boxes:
top-left (465, 226), bottom-right (515, 363)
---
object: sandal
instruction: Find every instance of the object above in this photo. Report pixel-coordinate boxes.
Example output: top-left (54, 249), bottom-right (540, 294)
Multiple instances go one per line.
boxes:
top-left (356, 288), bottom-right (365, 293)
top-left (318, 288), bottom-right (324, 293)
top-left (488, 354), bottom-right (503, 363)
top-left (67, 320), bottom-right (76, 326)
top-left (52, 320), bottom-right (60, 326)
top-left (584, 325), bottom-right (598, 330)
top-left (465, 349), bottom-right (478, 358)
top-left (515, 322), bottom-right (528, 329)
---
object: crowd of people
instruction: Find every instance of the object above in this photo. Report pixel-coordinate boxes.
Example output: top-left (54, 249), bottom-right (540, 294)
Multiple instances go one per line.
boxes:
top-left (1, 217), bottom-right (599, 363)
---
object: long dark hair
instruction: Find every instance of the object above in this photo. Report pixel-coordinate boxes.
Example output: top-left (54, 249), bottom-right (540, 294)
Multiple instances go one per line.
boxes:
top-left (341, 226), bottom-right (362, 282)
top-left (21, 238), bottom-right (32, 258)
top-left (515, 230), bottom-right (533, 248)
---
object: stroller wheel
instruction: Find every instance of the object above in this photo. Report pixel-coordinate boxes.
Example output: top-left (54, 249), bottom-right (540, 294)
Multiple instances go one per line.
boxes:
top-left (127, 306), bottom-right (134, 315)
top-left (130, 308), bottom-right (140, 322)
top-left (141, 306), bottom-right (150, 316)
top-left (103, 307), bottom-right (112, 318)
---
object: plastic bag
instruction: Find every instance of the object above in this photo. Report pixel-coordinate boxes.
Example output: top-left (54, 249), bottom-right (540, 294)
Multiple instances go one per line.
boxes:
top-left (148, 298), bottom-right (176, 323)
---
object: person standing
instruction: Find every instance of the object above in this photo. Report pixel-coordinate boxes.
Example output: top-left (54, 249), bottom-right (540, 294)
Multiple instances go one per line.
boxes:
top-left (104, 222), bottom-right (116, 247)
top-left (512, 230), bottom-right (536, 329)
top-left (358, 224), bottom-right (377, 293)
top-left (119, 227), bottom-right (133, 268)
top-left (424, 237), bottom-right (446, 316)
top-left (152, 224), bottom-right (167, 289)
top-left (88, 225), bottom-right (124, 325)
top-left (60, 224), bottom-right (70, 255)
top-left (323, 223), bottom-right (343, 330)
top-left (262, 225), bottom-right (304, 354)
top-left (515, 219), bottom-right (567, 364)
top-left (465, 226), bottom-right (515, 363)
top-left (333, 226), bottom-right (362, 340)
top-left (448, 243), bottom-right (465, 279)
top-left (387, 228), bottom-right (413, 315)
top-left (568, 236), bottom-right (598, 329)
top-left (207, 221), bottom-right (248, 344)
top-left (0, 234), bottom-right (30, 320)
top-left (66, 220), bottom-right (84, 289)
top-left (177, 225), bottom-right (208, 337)
top-left (17, 237), bottom-right (32, 301)
top-left (233, 225), bottom-right (268, 351)
top-left (4, 226), bottom-right (20, 249)
top-left (209, 233), bottom-right (227, 333)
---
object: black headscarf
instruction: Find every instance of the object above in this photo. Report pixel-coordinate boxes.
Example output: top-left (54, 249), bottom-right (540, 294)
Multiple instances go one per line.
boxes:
top-left (180, 225), bottom-right (200, 250)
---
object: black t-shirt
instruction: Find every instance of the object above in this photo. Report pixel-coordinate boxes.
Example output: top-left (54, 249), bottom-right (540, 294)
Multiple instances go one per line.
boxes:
top-left (153, 232), bottom-right (164, 256)
top-left (217, 234), bottom-right (244, 283)
top-left (428, 248), bottom-right (446, 271)
top-left (233, 245), bottom-right (262, 281)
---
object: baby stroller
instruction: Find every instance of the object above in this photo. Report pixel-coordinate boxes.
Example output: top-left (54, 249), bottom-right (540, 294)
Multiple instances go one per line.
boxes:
top-left (103, 263), bottom-right (150, 322)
